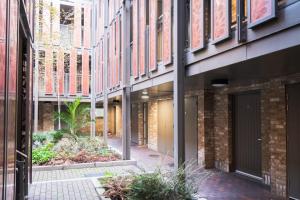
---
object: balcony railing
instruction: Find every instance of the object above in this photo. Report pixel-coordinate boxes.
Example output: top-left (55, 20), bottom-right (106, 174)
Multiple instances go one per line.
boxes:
top-left (38, 72), bottom-right (91, 98)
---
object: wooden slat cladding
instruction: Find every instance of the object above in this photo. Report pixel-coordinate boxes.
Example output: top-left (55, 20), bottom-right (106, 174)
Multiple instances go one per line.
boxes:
top-left (52, 1), bottom-right (60, 45)
top-left (149, 0), bottom-right (157, 71)
top-left (132, 0), bottom-right (139, 78)
top-left (84, 3), bottom-right (91, 48)
top-left (212, 0), bottom-right (230, 43)
top-left (115, 16), bottom-right (120, 85)
top-left (112, 21), bottom-right (116, 86)
top-left (139, 0), bottom-right (146, 75)
top-left (99, 39), bottom-right (104, 93)
top-left (45, 48), bottom-right (53, 94)
top-left (82, 50), bottom-right (89, 96)
top-left (191, 0), bottom-right (205, 52)
top-left (57, 48), bottom-right (65, 95)
top-left (108, 28), bottom-right (112, 88)
top-left (162, 0), bottom-right (172, 65)
top-left (74, 2), bottom-right (82, 47)
top-left (69, 48), bottom-right (77, 95)
top-left (248, 0), bottom-right (276, 28)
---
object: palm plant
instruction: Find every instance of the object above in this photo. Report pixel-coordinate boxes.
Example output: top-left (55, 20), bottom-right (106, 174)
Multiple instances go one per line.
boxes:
top-left (54, 98), bottom-right (91, 139)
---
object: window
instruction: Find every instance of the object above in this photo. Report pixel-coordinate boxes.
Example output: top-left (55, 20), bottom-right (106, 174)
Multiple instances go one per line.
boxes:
top-left (53, 51), bottom-right (57, 92)
top-left (81, 7), bottom-right (84, 46)
top-left (38, 0), bottom-right (43, 38)
top-left (157, 0), bottom-right (163, 62)
top-left (38, 50), bottom-right (45, 92)
top-left (60, 5), bottom-right (74, 25)
top-left (76, 53), bottom-right (82, 93)
top-left (231, 0), bottom-right (247, 25)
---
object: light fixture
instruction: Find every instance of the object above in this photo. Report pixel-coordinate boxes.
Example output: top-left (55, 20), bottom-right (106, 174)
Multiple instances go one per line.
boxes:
top-left (142, 90), bottom-right (148, 95)
top-left (141, 95), bottom-right (149, 100)
top-left (211, 79), bottom-right (229, 88)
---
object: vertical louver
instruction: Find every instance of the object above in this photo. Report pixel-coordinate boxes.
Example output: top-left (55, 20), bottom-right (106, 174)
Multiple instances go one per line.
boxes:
top-left (139, 0), bottom-right (146, 75)
top-left (132, 0), bottom-right (139, 78)
top-left (82, 50), bottom-right (89, 96)
top-left (84, 3), bottom-right (91, 48)
top-left (162, 0), bottom-right (172, 65)
top-left (45, 48), bottom-right (53, 94)
top-left (211, 0), bottom-right (230, 43)
top-left (57, 48), bottom-right (65, 95)
top-left (149, 0), bottom-right (157, 71)
top-left (191, 0), bottom-right (205, 51)
top-left (74, 2), bottom-right (82, 47)
top-left (69, 48), bottom-right (77, 95)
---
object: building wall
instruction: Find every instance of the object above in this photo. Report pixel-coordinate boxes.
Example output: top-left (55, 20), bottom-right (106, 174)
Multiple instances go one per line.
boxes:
top-left (197, 74), bottom-right (300, 197)
top-left (38, 102), bottom-right (54, 132)
top-left (147, 101), bottom-right (158, 151)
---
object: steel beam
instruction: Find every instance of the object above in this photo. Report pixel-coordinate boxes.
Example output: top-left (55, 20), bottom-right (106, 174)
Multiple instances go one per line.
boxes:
top-left (173, 0), bottom-right (186, 169)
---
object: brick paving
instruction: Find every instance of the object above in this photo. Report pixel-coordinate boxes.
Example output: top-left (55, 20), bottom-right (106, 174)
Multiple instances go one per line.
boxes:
top-left (28, 165), bottom-right (140, 200)
top-left (197, 170), bottom-right (283, 200)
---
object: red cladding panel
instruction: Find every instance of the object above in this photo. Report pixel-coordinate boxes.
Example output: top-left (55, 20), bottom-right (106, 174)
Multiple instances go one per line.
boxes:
top-left (112, 22), bottom-right (116, 86)
top-left (149, 0), bottom-right (157, 71)
top-left (115, 17), bottom-right (120, 85)
top-left (69, 48), bottom-right (77, 95)
top-left (0, 0), bottom-right (6, 39)
top-left (250, 0), bottom-right (272, 23)
top-left (0, 43), bottom-right (5, 93)
top-left (212, 0), bottom-right (229, 42)
top-left (139, 0), bottom-right (146, 75)
top-left (99, 40), bottom-right (103, 93)
top-left (191, 0), bottom-right (205, 51)
top-left (57, 49), bottom-right (64, 95)
top-left (84, 3), bottom-right (91, 48)
top-left (162, 0), bottom-right (172, 65)
top-left (45, 49), bottom-right (53, 94)
top-left (132, 0), bottom-right (138, 78)
top-left (74, 3), bottom-right (82, 47)
top-left (82, 50), bottom-right (89, 96)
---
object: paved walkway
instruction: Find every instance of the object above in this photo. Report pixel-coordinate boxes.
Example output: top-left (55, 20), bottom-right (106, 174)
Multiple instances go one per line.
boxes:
top-left (28, 165), bottom-right (140, 200)
top-left (108, 137), bottom-right (174, 172)
top-left (197, 170), bottom-right (283, 200)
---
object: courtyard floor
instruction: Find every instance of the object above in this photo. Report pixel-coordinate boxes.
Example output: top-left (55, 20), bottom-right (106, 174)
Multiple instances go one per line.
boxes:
top-left (108, 137), bottom-right (174, 172)
top-left (28, 165), bottom-right (141, 200)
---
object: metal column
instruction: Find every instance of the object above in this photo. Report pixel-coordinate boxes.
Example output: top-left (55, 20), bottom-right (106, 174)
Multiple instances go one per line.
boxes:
top-left (173, 0), bottom-right (186, 169)
top-left (90, 0), bottom-right (96, 137)
top-left (121, 0), bottom-right (131, 160)
top-left (103, 0), bottom-right (109, 145)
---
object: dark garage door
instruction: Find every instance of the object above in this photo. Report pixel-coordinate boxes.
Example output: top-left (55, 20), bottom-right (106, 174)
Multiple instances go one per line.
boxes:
top-left (287, 84), bottom-right (300, 199)
top-left (234, 92), bottom-right (262, 178)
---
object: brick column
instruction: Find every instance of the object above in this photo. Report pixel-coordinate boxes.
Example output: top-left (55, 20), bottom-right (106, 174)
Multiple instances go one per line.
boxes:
top-left (203, 90), bottom-right (215, 169)
top-left (268, 80), bottom-right (287, 197)
top-left (137, 103), bottom-right (144, 145)
top-left (148, 101), bottom-right (158, 151)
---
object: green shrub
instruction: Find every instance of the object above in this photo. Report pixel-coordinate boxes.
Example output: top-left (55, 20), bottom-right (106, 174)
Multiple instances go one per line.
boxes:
top-left (127, 172), bottom-right (172, 200)
top-left (32, 143), bottom-right (56, 165)
top-left (51, 130), bottom-right (64, 143)
top-left (32, 133), bottom-right (47, 144)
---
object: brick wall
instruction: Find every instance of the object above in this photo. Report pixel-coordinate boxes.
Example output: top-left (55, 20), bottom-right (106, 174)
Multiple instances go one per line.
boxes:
top-left (204, 76), bottom-right (300, 197)
top-left (137, 103), bottom-right (144, 145)
top-left (38, 103), bottom-right (54, 132)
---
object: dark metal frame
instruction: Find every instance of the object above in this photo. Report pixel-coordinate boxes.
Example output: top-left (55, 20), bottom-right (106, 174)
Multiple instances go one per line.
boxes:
top-left (211, 0), bottom-right (231, 44)
top-left (190, 0), bottom-right (206, 52)
top-left (248, 0), bottom-right (278, 29)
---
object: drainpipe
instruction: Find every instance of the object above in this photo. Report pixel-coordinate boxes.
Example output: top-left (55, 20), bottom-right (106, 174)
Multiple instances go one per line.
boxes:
top-left (121, 0), bottom-right (131, 160)
top-left (173, 0), bottom-right (186, 169)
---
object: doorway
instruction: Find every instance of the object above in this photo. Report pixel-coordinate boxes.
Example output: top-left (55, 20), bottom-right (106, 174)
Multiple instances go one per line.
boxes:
top-left (233, 92), bottom-right (262, 179)
top-left (158, 99), bottom-right (174, 156)
top-left (287, 83), bottom-right (300, 200)
top-left (185, 96), bottom-right (198, 164)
